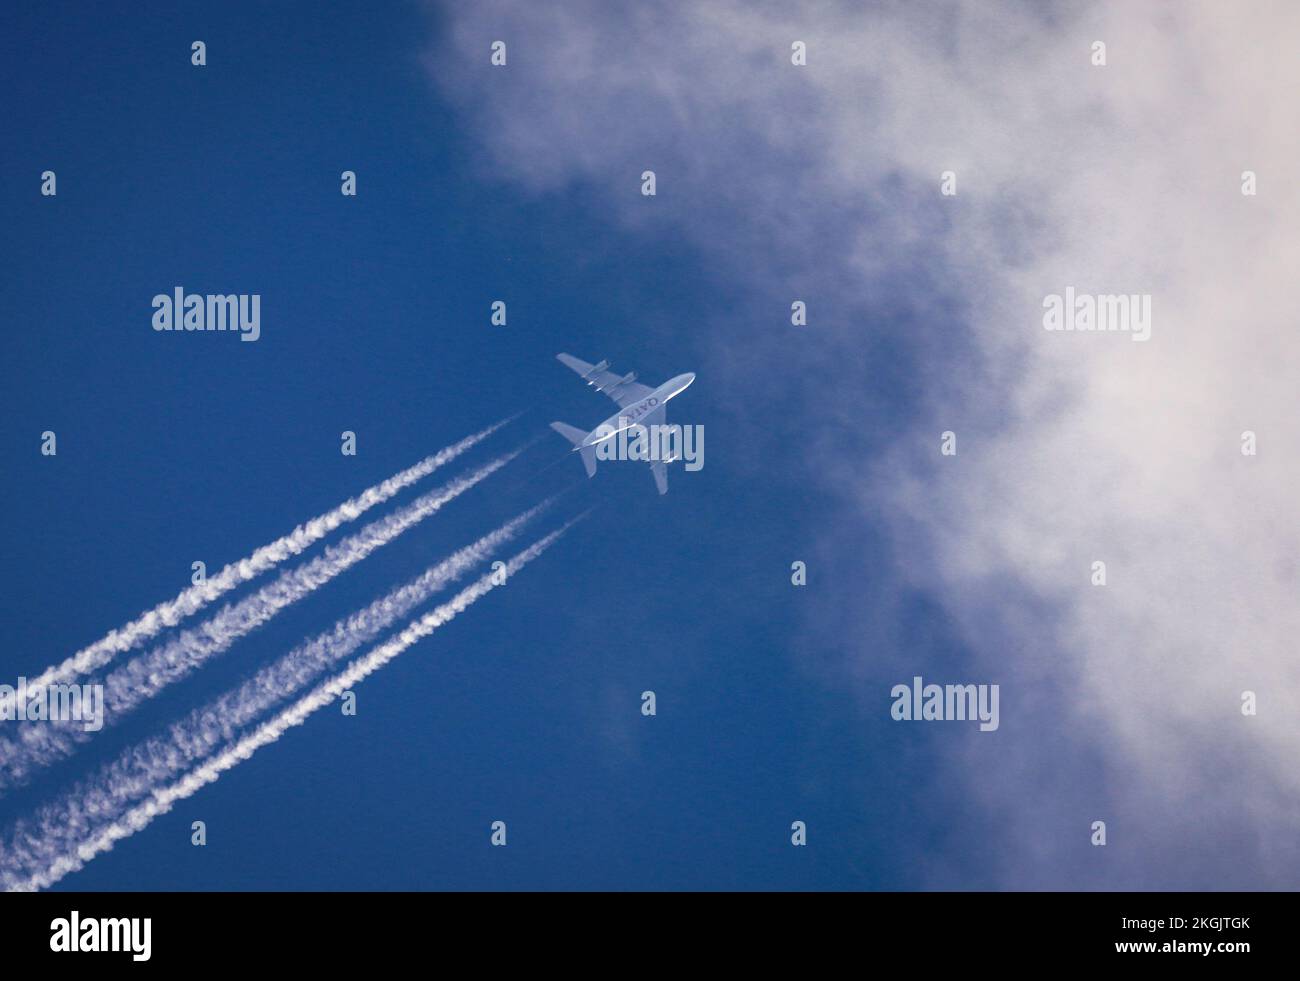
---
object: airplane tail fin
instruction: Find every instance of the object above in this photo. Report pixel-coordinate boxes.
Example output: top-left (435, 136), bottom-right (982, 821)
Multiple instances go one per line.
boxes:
top-left (550, 422), bottom-right (597, 478)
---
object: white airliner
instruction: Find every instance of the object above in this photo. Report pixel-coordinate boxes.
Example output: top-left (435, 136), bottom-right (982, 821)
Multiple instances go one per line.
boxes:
top-left (550, 353), bottom-right (696, 495)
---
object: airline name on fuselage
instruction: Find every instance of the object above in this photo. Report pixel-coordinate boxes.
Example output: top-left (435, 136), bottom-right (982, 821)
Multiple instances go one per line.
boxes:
top-left (590, 394), bottom-right (664, 443)
top-left (624, 396), bottom-right (659, 421)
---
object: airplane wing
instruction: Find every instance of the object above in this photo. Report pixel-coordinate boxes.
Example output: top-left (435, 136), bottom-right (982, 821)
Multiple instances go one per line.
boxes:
top-left (640, 403), bottom-right (670, 494)
top-left (651, 461), bottom-right (668, 495)
top-left (557, 353), bottom-right (654, 409)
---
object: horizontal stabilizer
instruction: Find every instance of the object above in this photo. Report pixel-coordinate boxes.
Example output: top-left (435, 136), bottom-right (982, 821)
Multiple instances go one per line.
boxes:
top-left (550, 421), bottom-right (597, 478)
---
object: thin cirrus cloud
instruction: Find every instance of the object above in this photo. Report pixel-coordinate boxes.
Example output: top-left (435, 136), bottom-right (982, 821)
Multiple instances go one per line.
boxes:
top-left (427, 1), bottom-right (1300, 886)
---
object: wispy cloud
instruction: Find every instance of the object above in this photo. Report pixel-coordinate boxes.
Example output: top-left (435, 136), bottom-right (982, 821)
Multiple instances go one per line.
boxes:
top-left (427, 1), bottom-right (1300, 885)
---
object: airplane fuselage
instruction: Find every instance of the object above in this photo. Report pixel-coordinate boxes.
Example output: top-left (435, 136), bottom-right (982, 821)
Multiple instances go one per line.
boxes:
top-left (584, 373), bottom-right (695, 446)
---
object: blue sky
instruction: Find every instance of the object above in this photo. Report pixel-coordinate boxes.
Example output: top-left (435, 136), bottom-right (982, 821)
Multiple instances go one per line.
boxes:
top-left (0, 1), bottom-right (932, 890)
top-left (3, 1), bottom-right (1297, 890)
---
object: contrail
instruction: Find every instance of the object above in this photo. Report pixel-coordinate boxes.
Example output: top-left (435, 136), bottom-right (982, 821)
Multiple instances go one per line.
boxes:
top-left (1, 420), bottom-right (510, 716)
top-left (0, 451), bottom-right (520, 788)
top-left (0, 505), bottom-right (555, 886)
top-left (2, 522), bottom-right (577, 892)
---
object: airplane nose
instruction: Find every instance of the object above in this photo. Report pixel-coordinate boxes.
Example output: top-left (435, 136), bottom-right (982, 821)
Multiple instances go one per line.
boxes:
top-left (664, 373), bottom-right (695, 400)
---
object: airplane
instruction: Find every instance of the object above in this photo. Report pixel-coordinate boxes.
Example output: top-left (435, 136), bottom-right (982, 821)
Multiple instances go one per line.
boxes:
top-left (550, 353), bottom-right (696, 495)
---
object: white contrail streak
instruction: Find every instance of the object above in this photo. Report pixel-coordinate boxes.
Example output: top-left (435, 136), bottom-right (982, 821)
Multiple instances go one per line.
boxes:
top-left (0, 506), bottom-right (556, 888)
top-left (0, 451), bottom-right (520, 787)
top-left (1, 420), bottom-right (510, 714)
top-left (2, 523), bottom-right (576, 892)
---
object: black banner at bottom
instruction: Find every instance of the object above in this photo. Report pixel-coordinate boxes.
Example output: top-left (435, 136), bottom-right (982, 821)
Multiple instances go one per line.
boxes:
top-left (0, 891), bottom-right (1273, 967)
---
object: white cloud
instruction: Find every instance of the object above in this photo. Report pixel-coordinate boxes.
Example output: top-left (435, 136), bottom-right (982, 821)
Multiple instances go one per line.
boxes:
top-left (428, 0), bottom-right (1300, 885)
